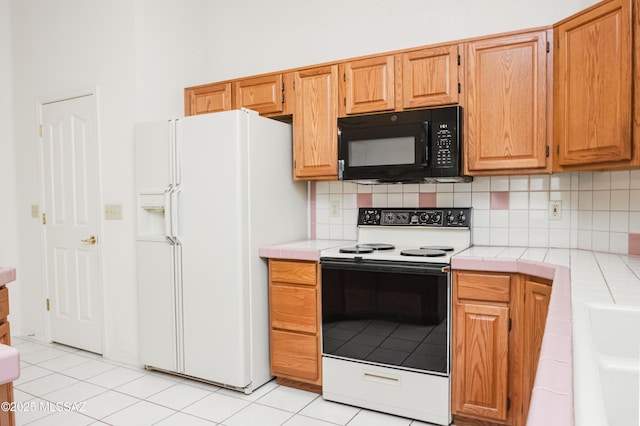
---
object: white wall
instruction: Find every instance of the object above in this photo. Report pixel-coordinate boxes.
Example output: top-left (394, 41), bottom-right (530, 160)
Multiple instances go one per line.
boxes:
top-left (0, 0), bottom-right (20, 333)
top-left (8, 0), bottom-right (600, 364)
top-left (11, 0), bottom-right (209, 364)
top-left (204, 0), bottom-right (599, 82)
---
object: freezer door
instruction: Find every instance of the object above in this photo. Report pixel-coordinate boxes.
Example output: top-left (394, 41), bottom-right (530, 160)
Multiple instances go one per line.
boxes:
top-left (134, 120), bottom-right (175, 190)
top-left (137, 240), bottom-right (181, 372)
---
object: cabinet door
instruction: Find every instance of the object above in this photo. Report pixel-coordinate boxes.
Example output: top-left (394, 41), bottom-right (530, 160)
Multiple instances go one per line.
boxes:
top-left (521, 277), bottom-right (551, 421)
top-left (271, 329), bottom-right (320, 382)
top-left (403, 45), bottom-right (459, 108)
top-left (465, 31), bottom-right (549, 173)
top-left (293, 65), bottom-right (339, 180)
top-left (554, 0), bottom-right (632, 167)
top-left (340, 55), bottom-right (395, 115)
top-left (453, 302), bottom-right (509, 421)
top-left (184, 83), bottom-right (232, 116)
top-left (233, 74), bottom-right (285, 115)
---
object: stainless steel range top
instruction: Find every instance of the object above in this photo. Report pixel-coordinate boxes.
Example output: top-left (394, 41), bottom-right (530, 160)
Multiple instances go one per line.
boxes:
top-left (320, 208), bottom-right (473, 264)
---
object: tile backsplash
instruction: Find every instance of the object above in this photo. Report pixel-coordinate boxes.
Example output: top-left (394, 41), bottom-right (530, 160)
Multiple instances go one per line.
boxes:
top-left (311, 170), bottom-right (640, 255)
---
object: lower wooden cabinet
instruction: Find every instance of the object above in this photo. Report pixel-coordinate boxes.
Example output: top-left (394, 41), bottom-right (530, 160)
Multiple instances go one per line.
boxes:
top-left (268, 259), bottom-right (322, 392)
top-left (452, 271), bottom-right (551, 426)
top-left (0, 287), bottom-right (14, 426)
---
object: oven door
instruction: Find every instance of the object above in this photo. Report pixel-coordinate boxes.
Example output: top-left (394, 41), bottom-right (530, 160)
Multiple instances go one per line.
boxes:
top-left (320, 258), bottom-right (450, 376)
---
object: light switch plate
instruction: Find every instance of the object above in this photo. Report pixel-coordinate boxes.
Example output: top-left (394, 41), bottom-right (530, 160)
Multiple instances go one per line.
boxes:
top-left (549, 200), bottom-right (562, 220)
top-left (105, 204), bottom-right (123, 220)
top-left (31, 204), bottom-right (39, 219)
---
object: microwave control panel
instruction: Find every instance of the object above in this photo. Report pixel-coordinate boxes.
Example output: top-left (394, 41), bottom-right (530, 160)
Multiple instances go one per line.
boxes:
top-left (432, 122), bottom-right (455, 168)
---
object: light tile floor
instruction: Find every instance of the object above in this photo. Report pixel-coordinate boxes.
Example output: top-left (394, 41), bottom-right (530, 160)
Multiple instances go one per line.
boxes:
top-left (11, 336), bottom-right (439, 425)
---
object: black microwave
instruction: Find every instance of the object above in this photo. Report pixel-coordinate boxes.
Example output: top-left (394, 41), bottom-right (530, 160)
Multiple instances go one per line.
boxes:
top-left (338, 106), bottom-right (470, 183)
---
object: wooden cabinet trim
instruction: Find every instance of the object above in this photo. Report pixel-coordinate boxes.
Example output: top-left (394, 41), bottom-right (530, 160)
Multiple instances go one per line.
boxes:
top-left (0, 287), bottom-right (8, 320)
top-left (184, 82), bottom-right (232, 116)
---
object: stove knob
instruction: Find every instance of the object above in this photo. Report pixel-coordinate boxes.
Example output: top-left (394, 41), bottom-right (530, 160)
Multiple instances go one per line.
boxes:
top-left (458, 211), bottom-right (466, 224)
top-left (446, 211), bottom-right (455, 224)
top-left (433, 213), bottom-right (441, 223)
top-left (419, 213), bottom-right (428, 223)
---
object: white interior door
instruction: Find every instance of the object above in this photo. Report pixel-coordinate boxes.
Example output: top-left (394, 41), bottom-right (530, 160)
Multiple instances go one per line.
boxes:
top-left (41, 94), bottom-right (103, 354)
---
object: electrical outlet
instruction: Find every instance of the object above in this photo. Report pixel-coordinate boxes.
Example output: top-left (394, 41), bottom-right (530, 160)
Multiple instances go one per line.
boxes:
top-left (549, 200), bottom-right (562, 221)
top-left (104, 203), bottom-right (123, 220)
top-left (330, 200), bottom-right (341, 218)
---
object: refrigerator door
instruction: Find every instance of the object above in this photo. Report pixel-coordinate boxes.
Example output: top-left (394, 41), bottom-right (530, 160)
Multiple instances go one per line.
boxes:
top-left (179, 110), bottom-right (251, 387)
top-left (137, 241), bottom-right (181, 371)
top-left (135, 120), bottom-right (182, 372)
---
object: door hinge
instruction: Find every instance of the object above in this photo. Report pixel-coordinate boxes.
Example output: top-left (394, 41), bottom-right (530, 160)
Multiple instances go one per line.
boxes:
top-left (546, 41), bottom-right (550, 53)
top-left (458, 83), bottom-right (461, 93)
top-left (557, 145), bottom-right (560, 155)
top-left (557, 38), bottom-right (560, 49)
top-left (457, 54), bottom-right (461, 66)
top-left (344, 97), bottom-right (346, 107)
top-left (46, 298), bottom-right (50, 311)
top-left (42, 212), bottom-right (46, 225)
top-left (281, 82), bottom-right (285, 103)
top-left (508, 318), bottom-right (512, 332)
top-left (507, 397), bottom-right (511, 411)
top-left (39, 125), bottom-right (43, 137)
top-left (546, 145), bottom-right (550, 157)
top-left (343, 72), bottom-right (346, 82)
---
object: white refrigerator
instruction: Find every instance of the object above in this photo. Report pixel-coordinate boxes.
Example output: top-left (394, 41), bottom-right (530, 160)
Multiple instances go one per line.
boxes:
top-left (135, 109), bottom-right (307, 393)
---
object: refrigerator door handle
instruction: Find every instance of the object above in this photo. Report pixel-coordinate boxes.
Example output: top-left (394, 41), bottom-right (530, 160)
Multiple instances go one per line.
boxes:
top-left (171, 185), bottom-right (181, 245)
top-left (174, 119), bottom-right (182, 186)
top-left (164, 185), bottom-right (175, 244)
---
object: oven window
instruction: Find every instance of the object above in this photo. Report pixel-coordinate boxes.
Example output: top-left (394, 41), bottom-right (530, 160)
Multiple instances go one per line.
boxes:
top-left (347, 137), bottom-right (415, 167)
top-left (322, 267), bottom-right (448, 375)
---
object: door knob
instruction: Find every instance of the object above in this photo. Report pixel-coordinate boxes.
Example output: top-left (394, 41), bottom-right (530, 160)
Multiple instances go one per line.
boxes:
top-left (81, 235), bottom-right (97, 245)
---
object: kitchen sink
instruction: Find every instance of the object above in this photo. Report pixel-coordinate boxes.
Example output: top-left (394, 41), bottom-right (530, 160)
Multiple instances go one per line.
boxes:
top-left (587, 304), bottom-right (640, 426)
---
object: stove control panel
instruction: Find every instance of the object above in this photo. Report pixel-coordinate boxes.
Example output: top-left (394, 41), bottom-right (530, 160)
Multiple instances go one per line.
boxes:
top-left (359, 208), bottom-right (472, 227)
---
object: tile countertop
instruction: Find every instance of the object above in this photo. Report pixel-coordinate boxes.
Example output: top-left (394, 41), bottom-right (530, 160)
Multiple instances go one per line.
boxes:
top-left (0, 267), bottom-right (16, 286)
top-left (258, 239), bottom-right (355, 262)
top-left (260, 242), bottom-right (640, 426)
top-left (453, 247), bottom-right (640, 426)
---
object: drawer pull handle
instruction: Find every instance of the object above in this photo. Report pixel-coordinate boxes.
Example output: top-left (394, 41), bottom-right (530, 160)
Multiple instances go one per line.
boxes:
top-left (363, 372), bottom-right (400, 385)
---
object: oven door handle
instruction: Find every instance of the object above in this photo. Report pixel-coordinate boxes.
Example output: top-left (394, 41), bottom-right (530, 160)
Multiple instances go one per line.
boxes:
top-left (320, 257), bottom-right (448, 275)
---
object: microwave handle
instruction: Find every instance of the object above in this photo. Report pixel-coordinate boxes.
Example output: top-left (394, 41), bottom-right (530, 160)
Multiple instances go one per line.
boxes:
top-left (338, 159), bottom-right (344, 180)
top-left (423, 121), bottom-right (430, 164)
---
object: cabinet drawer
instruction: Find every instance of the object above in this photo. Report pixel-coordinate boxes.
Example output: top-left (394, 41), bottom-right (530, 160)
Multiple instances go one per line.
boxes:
top-left (271, 284), bottom-right (317, 333)
top-left (0, 287), bottom-right (8, 320)
top-left (270, 261), bottom-right (317, 286)
top-left (456, 272), bottom-right (511, 303)
top-left (271, 329), bottom-right (319, 381)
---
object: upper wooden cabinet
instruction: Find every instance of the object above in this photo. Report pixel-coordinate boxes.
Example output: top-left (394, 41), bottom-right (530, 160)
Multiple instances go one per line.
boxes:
top-left (185, 73), bottom-right (293, 117)
top-left (402, 44), bottom-right (460, 108)
top-left (184, 82), bottom-right (232, 116)
top-left (339, 55), bottom-right (396, 116)
top-left (293, 65), bottom-right (339, 180)
top-left (464, 30), bottom-right (550, 175)
top-left (553, 0), bottom-right (637, 170)
top-left (234, 73), bottom-right (292, 116)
